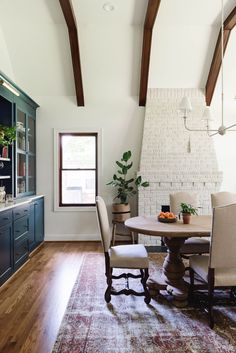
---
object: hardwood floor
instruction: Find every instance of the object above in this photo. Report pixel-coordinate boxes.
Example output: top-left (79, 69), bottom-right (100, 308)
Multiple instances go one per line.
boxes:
top-left (0, 242), bottom-right (102, 353)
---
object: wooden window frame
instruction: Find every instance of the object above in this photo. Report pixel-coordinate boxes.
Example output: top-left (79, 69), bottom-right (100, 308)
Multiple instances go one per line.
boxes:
top-left (58, 132), bottom-right (98, 207)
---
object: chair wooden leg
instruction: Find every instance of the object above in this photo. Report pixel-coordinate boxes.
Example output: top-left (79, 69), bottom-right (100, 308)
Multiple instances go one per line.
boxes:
top-left (112, 223), bottom-right (116, 246)
top-left (105, 267), bottom-right (112, 303)
top-left (142, 268), bottom-right (151, 304)
top-left (230, 287), bottom-right (236, 300)
top-left (208, 269), bottom-right (215, 329)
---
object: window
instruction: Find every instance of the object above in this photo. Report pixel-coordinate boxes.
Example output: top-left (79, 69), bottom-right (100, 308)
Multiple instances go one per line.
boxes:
top-left (58, 133), bottom-right (98, 207)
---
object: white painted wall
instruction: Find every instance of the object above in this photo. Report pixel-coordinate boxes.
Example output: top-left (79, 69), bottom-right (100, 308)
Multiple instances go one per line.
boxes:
top-left (207, 29), bottom-right (236, 193)
top-left (35, 95), bottom-right (144, 240)
top-left (149, 6), bottom-right (236, 194)
top-left (0, 0), bottom-right (235, 241)
top-left (0, 27), bottom-right (14, 79)
top-left (0, 17), bottom-right (145, 240)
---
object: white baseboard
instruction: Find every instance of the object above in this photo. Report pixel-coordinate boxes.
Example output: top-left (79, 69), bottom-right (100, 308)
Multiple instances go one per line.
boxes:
top-left (45, 233), bottom-right (100, 241)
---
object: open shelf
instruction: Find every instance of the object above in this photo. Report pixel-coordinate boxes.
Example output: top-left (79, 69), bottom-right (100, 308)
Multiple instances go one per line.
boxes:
top-left (0, 157), bottom-right (10, 162)
top-left (0, 176), bottom-right (11, 179)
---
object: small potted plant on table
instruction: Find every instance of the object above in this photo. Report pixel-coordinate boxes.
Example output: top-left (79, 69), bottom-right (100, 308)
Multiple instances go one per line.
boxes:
top-left (107, 150), bottom-right (149, 222)
top-left (180, 203), bottom-right (198, 224)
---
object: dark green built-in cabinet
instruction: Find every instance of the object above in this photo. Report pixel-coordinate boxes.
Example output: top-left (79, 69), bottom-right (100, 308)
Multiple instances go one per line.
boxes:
top-left (0, 71), bottom-right (44, 286)
top-left (29, 197), bottom-right (44, 252)
top-left (0, 71), bottom-right (39, 198)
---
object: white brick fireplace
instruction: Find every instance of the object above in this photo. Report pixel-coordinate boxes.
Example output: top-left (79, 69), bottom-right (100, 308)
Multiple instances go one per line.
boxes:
top-left (138, 88), bottom-right (222, 245)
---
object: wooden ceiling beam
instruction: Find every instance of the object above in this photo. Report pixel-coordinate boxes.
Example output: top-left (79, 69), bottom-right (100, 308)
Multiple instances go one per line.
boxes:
top-left (139, 0), bottom-right (161, 106)
top-left (224, 6), bottom-right (236, 30)
top-left (205, 6), bottom-right (236, 106)
top-left (59, 0), bottom-right (84, 106)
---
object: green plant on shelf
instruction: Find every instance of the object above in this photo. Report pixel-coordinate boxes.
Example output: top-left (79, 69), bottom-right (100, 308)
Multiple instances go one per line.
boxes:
top-left (0, 124), bottom-right (16, 146)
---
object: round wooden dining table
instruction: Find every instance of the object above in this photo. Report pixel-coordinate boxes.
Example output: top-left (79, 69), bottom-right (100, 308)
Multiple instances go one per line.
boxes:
top-left (125, 215), bottom-right (212, 307)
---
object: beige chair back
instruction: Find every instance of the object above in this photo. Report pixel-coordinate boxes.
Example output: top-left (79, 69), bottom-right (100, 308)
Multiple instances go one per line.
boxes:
top-left (210, 203), bottom-right (236, 268)
top-left (170, 192), bottom-right (198, 215)
top-left (211, 191), bottom-right (236, 208)
top-left (96, 196), bottom-right (112, 252)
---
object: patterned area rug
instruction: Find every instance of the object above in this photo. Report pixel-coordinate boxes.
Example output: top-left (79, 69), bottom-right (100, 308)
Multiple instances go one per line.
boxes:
top-left (52, 253), bottom-right (236, 353)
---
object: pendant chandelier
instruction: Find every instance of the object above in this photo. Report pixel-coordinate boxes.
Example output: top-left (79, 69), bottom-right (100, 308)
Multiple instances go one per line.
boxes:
top-left (179, 0), bottom-right (236, 137)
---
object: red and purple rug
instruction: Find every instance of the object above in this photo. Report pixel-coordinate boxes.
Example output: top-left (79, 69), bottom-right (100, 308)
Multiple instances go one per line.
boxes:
top-left (52, 253), bottom-right (236, 353)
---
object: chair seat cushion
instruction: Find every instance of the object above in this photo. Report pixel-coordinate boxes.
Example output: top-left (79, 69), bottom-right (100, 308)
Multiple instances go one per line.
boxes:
top-left (190, 255), bottom-right (236, 286)
top-left (109, 244), bottom-right (149, 269)
top-left (180, 237), bottom-right (210, 254)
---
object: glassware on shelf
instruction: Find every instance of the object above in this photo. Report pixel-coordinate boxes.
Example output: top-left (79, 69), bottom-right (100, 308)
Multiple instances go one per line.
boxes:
top-left (6, 194), bottom-right (13, 203)
top-left (0, 186), bottom-right (6, 203)
top-left (17, 180), bottom-right (26, 194)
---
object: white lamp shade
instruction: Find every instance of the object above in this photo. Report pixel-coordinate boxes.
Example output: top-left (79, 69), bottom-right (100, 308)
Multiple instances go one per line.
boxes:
top-left (202, 107), bottom-right (213, 121)
top-left (179, 96), bottom-right (192, 112)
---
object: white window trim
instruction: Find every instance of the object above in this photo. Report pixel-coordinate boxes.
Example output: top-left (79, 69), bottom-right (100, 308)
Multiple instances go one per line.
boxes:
top-left (53, 128), bottom-right (102, 212)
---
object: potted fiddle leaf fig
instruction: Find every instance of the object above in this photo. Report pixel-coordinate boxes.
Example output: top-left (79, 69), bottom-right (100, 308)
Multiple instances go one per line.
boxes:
top-left (107, 150), bottom-right (149, 221)
top-left (180, 203), bottom-right (198, 224)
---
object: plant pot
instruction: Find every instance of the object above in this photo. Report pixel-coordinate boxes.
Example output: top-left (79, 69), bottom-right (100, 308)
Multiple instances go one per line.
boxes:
top-left (182, 213), bottom-right (191, 224)
top-left (112, 203), bottom-right (131, 222)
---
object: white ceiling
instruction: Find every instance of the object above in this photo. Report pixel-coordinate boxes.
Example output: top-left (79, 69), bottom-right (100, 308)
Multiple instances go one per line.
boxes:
top-left (73, 0), bottom-right (148, 25)
top-left (0, 0), bottom-right (64, 24)
top-left (0, 0), bottom-right (235, 99)
top-left (0, 0), bottom-right (234, 26)
top-left (156, 0), bottom-right (236, 27)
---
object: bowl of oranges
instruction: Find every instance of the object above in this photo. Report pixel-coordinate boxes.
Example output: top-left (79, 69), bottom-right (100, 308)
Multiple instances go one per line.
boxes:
top-left (157, 211), bottom-right (177, 223)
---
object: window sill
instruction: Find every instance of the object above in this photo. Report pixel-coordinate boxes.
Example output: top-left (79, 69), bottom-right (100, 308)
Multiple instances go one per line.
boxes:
top-left (54, 206), bottom-right (96, 212)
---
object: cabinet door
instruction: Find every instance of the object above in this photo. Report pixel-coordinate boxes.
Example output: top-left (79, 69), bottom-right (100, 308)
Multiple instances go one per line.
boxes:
top-left (0, 223), bottom-right (13, 285)
top-left (28, 202), bottom-right (36, 252)
top-left (14, 236), bottom-right (29, 271)
top-left (16, 108), bottom-right (27, 196)
top-left (15, 105), bottom-right (36, 197)
top-left (28, 115), bottom-right (36, 194)
top-left (35, 198), bottom-right (44, 244)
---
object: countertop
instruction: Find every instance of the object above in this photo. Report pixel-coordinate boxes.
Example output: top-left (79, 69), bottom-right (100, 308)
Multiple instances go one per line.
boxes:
top-left (0, 195), bottom-right (44, 212)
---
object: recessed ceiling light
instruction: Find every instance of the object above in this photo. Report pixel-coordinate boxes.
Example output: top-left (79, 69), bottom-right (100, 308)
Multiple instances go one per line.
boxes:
top-left (103, 3), bottom-right (114, 12)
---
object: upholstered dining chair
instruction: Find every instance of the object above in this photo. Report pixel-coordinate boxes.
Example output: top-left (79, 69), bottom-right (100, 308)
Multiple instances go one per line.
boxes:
top-left (169, 192), bottom-right (210, 255)
top-left (211, 191), bottom-right (236, 208)
top-left (96, 196), bottom-right (151, 304)
top-left (189, 203), bottom-right (236, 328)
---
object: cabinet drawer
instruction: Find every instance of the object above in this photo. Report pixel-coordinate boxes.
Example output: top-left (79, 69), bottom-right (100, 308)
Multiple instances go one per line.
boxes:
top-left (13, 204), bottom-right (30, 221)
top-left (14, 237), bottom-right (29, 269)
top-left (14, 216), bottom-right (28, 241)
top-left (0, 210), bottom-right (12, 227)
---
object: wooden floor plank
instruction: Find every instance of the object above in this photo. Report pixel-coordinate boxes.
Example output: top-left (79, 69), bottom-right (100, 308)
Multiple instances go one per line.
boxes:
top-left (0, 242), bottom-right (102, 353)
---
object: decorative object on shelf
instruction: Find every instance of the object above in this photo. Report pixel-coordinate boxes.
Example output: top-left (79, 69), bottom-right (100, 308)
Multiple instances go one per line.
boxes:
top-left (180, 203), bottom-right (198, 224)
top-left (179, 0), bottom-right (236, 137)
top-left (0, 186), bottom-right (6, 203)
top-left (2, 146), bottom-right (8, 158)
top-left (0, 124), bottom-right (16, 147)
top-left (107, 150), bottom-right (149, 221)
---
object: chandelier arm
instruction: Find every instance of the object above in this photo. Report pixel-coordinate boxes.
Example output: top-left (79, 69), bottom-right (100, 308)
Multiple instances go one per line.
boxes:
top-left (221, 0), bottom-right (224, 127)
top-left (223, 123), bottom-right (236, 131)
top-left (209, 131), bottom-right (220, 137)
top-left (183, 117), bottom-right (218, 132)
